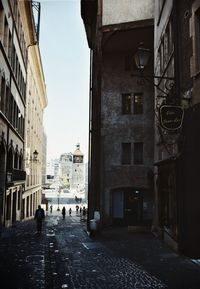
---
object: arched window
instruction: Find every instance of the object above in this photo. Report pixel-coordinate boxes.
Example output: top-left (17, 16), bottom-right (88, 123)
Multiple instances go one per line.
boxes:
top-left (7, 147), bottom-right (13, 171)
top-left (19, 150), bottom-right (23, 170)
top-left (14, 150), bottom-right (19, 169)
top-left (0, 140), bottom-right (6, 190)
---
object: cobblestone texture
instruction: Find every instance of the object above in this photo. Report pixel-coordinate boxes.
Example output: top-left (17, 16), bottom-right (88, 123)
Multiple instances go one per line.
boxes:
top-left (0, 213), bottom-right (200, 289)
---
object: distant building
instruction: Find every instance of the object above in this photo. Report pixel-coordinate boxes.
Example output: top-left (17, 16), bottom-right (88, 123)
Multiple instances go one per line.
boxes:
top-left (71, 143), bottom-right (85, 193)
top-left (85, 162), bottom-right (88, 202)
top-left (46, 159), bottom-right (60, 183)
top-left (59, 153), bottom-right (73, 189)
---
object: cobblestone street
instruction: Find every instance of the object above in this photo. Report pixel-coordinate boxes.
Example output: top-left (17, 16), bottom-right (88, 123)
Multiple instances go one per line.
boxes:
top-left (0, 212), bottom-right (200, 289)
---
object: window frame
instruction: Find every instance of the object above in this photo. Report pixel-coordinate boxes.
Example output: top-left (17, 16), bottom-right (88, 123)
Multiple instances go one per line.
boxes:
top-left (134, 142), bottom-right (144, 165)
top-left (121, 142), bottom-right (131, 165)
top-left (122, 93), bottom-right (132, 115)
top-left (133, 93), bottom-right (143, 115)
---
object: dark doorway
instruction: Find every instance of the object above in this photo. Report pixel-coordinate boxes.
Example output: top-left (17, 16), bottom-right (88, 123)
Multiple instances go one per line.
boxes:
top-left (0, 141), bottom-right (6, 226)
top-left (12, 190), bottom-right (17, 224)
top-left (124, 190), bottom-right (143, 225)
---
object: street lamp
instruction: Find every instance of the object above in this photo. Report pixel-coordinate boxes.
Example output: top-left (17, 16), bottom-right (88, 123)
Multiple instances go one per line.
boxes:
top-left (133, 45), bottom-right (175, 83)
top-left (57, 192), bottom-right (60, 211)
top-left (134, 46), bottom-right (151, 70)
top-left (133, 45), bottom-right (184, 132)
top-left (33, 150), bottom-right (38, 162)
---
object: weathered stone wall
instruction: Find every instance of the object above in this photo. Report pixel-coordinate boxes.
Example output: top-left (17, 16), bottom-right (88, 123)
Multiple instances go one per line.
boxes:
top-left (101, 51), bottom-right (154, 217)
top-left (102, 0), bottom-right (154, 26)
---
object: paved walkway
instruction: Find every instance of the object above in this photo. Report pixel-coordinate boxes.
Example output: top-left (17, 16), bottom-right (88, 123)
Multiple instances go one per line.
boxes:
top-left (0, 211), bottom-right (200, 289)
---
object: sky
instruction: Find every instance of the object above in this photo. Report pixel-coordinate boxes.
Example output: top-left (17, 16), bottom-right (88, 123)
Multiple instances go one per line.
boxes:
top-left (39, 0), bottom-right (90, 161)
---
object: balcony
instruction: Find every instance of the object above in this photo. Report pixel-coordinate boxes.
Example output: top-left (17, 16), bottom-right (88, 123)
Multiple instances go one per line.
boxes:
top-left (7, 169), bottom-right (26, 186)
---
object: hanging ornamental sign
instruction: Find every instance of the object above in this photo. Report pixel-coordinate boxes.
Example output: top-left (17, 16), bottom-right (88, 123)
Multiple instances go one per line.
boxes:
top-left (159, 105), bottom-right (184, 131)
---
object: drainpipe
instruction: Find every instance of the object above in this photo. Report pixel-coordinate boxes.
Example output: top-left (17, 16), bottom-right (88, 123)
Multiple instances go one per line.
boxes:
top-left (173, 0), bottom-right (182, 252)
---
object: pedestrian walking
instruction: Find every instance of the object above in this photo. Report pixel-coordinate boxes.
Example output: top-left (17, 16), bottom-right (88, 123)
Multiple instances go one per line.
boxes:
top-left (62, 206), bottom-right (66, 219)
top-left (69, 207), bottom-right (72, 216)
top-left (76, 205), bottom-right (79, 215)
top-left (50, 204), bottom-right (53, 213)
top-left (34, 205), bottom-right (45, 233)
top-left (82, 206), bottom-right (87, 221)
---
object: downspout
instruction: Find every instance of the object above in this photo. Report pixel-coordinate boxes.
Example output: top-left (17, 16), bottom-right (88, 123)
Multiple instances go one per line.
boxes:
top-left (94, 0), bottom-right (103, 221)
top-left (173, 0), bottom-right (181, 252)
top-left (87, 49), bottom-right (93, 230)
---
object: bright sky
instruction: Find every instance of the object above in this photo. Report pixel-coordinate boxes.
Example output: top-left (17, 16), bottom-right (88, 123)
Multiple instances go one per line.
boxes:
top-left (39, 0), bottom-right (90, 161)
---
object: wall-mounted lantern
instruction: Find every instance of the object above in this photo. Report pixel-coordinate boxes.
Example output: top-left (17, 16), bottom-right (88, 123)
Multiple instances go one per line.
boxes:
top-left (32, 150), bottom-right (38, 162)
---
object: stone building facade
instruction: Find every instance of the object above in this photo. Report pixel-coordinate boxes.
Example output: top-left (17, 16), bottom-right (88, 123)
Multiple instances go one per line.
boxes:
top-left (81, 0), bottom-right (155, 227)
top-left (153, 0), bottom-right (200, 258)
top-left (42, 130), bottom-right (47, 186)
top-left (0, 0), bottom-right (30, 228)
top-left (0, 0), bottom-right (47, 228)
top-left (24, 38), bottom-right (47, 221)
top-left (81, 0), bottom-right (200, 258)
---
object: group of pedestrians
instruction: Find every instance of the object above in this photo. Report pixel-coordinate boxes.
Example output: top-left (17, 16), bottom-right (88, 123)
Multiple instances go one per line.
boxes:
top-left (61, 206), bottom-right (72, 218)
top-left (34, 204), bottom-right (88, 233)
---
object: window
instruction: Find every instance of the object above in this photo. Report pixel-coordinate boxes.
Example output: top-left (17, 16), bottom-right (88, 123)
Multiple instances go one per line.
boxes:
top-left (134, 142), bottom-right (143, 164)
top-left (0, 75), bottom-right (5, 113)
top-left (122, 93), bottom-right (144, 115)
top-left (14, 151), bottom-right (18, 168)
top-left (19, 153), bottom-right (22, 170)
top-left (122, 93), bottom-right (131, 114)
top-left (121, 143), bottom-right (131, 165)
top-left (7, 148), bottom-right (13, 171)
top-left (0, 1), bottom-right (3, 38)
top-left (3, 17), bottom-right (8, 52)
top-left (134, 93), bottom-right (143, 114)
top-left (196, 8), bottom-right (200, 72)
top-left (5, 85), bottom-right (10, 118)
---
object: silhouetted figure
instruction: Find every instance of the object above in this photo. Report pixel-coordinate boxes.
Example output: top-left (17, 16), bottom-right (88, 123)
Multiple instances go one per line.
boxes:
top-left (69, 207), bottom-right (72, 216)
top-left (76, 205), bottom-right (79, 215)
top-left (82, 206), bottom-right (86, 221)
top-left (34, 205), bottom-right (45, 233)
top-left (62, 206), bottom-right (66, 219)
top-left (50, 205), bottom-right (53, 213)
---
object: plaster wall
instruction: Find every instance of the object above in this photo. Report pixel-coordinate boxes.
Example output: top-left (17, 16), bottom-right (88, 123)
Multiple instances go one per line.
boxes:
top-left (102, 0), bottom-right (154, 26)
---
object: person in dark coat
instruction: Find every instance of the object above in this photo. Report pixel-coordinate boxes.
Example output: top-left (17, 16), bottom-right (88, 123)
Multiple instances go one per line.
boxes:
top-left (34, 205), bottom-right (45, 233)
top-left (62, 206), bottom-right (66, 219)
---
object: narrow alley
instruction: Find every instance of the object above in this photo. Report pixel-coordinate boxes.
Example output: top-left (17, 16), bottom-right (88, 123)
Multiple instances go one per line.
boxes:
top-left (0, 210), bottom-right (200, 289)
